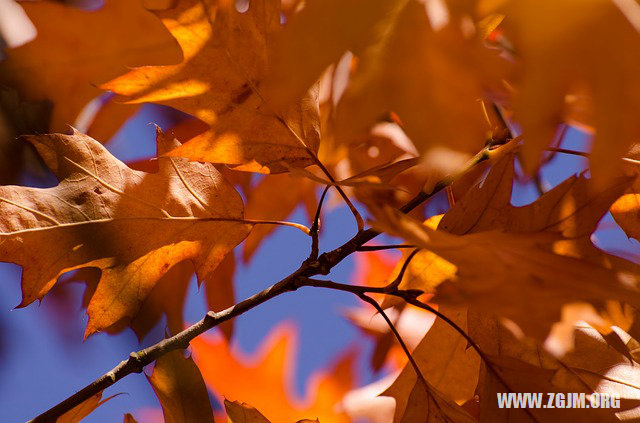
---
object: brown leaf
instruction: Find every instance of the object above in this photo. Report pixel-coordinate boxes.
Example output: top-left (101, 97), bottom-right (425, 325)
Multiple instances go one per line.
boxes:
top-left (123, 413), bottom-right (139, 423)
top-left (264, 0), bottom-right (407, 111)
top-left (204, 251), bottom-right (236, 339)
top-left (440, 151), bottom-right (633, 266)
top-left (129, 260), bottom-right (194, 341)
top-left (103, 0), bottom-right (320, 174)
top-left (0, 0), bottom-right (181, 133)
top-left (384, 376), bottom-right (476, 423)
top-left (375, 208), bottom-right (640, 342)
top-left (337, 0), bottom-right (506, 156)
top-left (491, 0), bottom-right (640, 184)
top-left (471, 315), bottom-right (640, 421)
top-left (0, 128), bottom-right (250, 336)
top-left (610, 163), bottom-right (640, 243)
top-left (383, 306), bottom-right (481, 421)
top-left (147, 350), bottom-right (214, 423)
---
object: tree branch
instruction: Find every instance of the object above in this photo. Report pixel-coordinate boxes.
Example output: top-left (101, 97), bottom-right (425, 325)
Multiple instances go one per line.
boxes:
top-left (29, 141), bottom-right (500, 422)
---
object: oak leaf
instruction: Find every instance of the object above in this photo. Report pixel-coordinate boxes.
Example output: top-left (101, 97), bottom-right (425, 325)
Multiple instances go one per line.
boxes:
top-left (264, 0), bottom-right (407, 111)
top-left (610, 151), bottom-right (640, 243)
top-left (0, 0), bottom-right (180, 135)
top-left (375, 208), bottom-right (640, 342)
top-left (147, 350), bottom-right (214, 423)
top-left (190, 324), bottom-right (353, 422)
top-left (0, 128), bottom-right (250, 337)
top-left (490, 0), bottom-right (640, 183)
top-left (439, 151), bottom-right (633, 266)
top-left (103, 0), bottom-right (320, 174)
top-left (383, 307), bottom-right (480, 422)
top-left (336, 0), bottom-right (505, 156)
top-left (471, 314), bottom-right (640, 421)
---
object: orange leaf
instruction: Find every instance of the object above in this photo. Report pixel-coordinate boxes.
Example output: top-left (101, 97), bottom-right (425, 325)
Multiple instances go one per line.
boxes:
top-left (242, 173), bottom-right (316, 262)
top-left (337, 0), bottom-right (506, 156)
top-left (492, 0), bottom-right (640, 184)
top-left (103, 0), bottom-right (320, 174)
top-left (191, 324), bottom-right (353, 422)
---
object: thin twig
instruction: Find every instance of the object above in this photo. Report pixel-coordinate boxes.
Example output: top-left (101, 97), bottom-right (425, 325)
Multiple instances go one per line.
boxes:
top-left (384, 249), bottom-right (420, 292)
top-left (308, 185), bottom-right (330, 261)
top-left (358, 293), bottom-right (428, 387)
top-left (356, 244), bottom-right (416, 251)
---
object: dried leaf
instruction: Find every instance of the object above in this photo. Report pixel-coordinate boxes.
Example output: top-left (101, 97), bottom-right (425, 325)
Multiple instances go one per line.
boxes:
top-left (265, 0), bottom-right (407, 110)
top-left (383, 307), bottom-right (480, 421)
top-left (242, 173), bottom-right (316, 262)
top-left (337, 0), bottom-right (505, 155)
top-left (493, 0), bottom-right (640, 184)
top-left (375, 208), bottom-right (640, 341)
top-left (204, 251), bottom-right (236, 339)
top-left (0, 128), bottom-right (250, 336)
top-left (103, 0), bottom-right (320, 174)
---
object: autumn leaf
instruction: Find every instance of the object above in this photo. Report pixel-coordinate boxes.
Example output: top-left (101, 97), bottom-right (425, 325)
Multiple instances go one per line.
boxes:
top-left (336, 0), bottom-right (505, 156)
top-left (204, 251), bottom-right (236, 339)
top-left (610, 151), bottom-right (640, 243)
top-left (386, 377), bottom-right (476, 423)
top-left (57, 391), bottom-right (117, 423)
top-left (147, 350), bottom-right (214, 423)
top-left (0, 128), bottom-right (250, 336)
top-left (0, 0), bottom-right (181, 135)
top-left (489, 0), bottom-right (640, 184)
top-left (471, 314), bottom-right (640, 421)
top-left (129, 261), bottom-right (194, 341)
top-left (103, 0), bottom-right (320, 174)
top-left (439, 150), bottom-right (633, 266)
top-left (264, 0), bottom-right (407, 111)
top-left (383, 306), bottom-right (480, 422)
top-left (375, 207), bottom-right (640, 342)
top-left (190, 324), bottom-right (353, 422)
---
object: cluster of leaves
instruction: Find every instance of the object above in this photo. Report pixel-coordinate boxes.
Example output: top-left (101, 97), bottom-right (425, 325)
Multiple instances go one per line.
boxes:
top-left (3, 0), bottom-right (640, 421)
